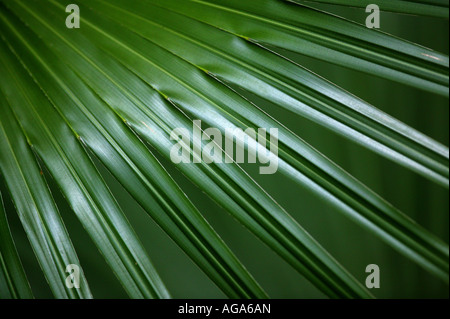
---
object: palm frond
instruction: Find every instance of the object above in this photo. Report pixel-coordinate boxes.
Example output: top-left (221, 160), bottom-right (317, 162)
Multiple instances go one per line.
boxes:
top-left (288, 0), bottom-right (450, 18)
top-left (151, 0), bottom-right (449, 96)
top-left (0, 7), bottom-right (270, 299)
top-left (90, 0), bottom-right (449, 187)
top-left (0, 92), bottom-right (93, 298)
top-left (0, 0), bottom-right (448, 299)
top-left (0, 192), bottom-right (33, 299)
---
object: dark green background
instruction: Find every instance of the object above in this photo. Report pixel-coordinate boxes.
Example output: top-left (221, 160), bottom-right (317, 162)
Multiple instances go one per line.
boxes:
top-left (2, 3), bottom-right (448, 298)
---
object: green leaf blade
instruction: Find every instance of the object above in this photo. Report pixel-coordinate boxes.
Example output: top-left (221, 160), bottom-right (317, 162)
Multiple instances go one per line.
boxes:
top-left (89, 0), bottom-right (449, 187)
top-left (148, 0), bottom-right (449, 96)
top-left (0, 2), bottom-right (267, 299)
top-left (0, 191), bottom-right (34, 299)
top-left (0, 91), bottom-right (93, 299)
top-left (0, 22), bottom-right (170, 299)
top-left (9, 0), bottom-right (378, 298)
top-left (65, 0), bottom-right (449, 282)
top-left (286, 0), bottom-right (450, 18)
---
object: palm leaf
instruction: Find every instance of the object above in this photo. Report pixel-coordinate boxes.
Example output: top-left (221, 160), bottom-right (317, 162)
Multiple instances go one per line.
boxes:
top-left (29, 0), bottom-right (449, 280)
top-left (288, 0), bottom-right (450, 18)
top-left (0, 92), bottom-right (92, 299)
top-left (0, 192), bottom-right (33, 299)
top-left (149, 0), bottom-right (449, 96)
top-left (0, 0), bottom-right (448, 299)
top-left (10, 0), bottom-right (449, 282)
top-left (86, 0), bottom-right (449, 187)
top-left (0, 8), bottom-right (270, 299)
top-left (0, 0), bottom-right (373, 299)
top-left (0, 37), bottom-right (175, 298)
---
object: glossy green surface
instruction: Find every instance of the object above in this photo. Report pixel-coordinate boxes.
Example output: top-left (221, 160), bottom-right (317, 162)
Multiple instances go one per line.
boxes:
top-left (0, 0), bottom-right (448, 299)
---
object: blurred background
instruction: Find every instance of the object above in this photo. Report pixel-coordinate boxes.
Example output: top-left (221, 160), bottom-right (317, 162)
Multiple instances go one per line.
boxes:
top-left (2, 3), bottom-right (448, 298)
